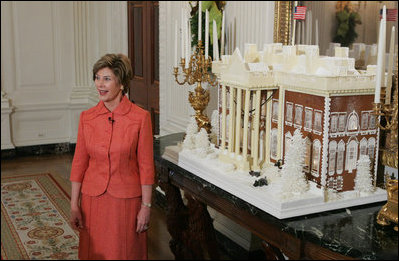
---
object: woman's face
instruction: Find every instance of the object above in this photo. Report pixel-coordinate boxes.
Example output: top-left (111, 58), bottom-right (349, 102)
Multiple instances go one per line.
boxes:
top-left (94, 67), bottom-right (122, 104)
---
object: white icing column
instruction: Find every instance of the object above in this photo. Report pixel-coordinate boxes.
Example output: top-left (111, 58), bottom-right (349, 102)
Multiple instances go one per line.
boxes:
top-left (264, 90), bottom-right (273, 164)
top-left (221, 84), bottom-right (227, 150)
top-left (277, 87), bottom-right (285, 159)
top-left (252, 90), bottom-right (261, 170)
top-left (250, 92), bottom-right (256, 159)
top-left (242, 89), bottom-right (251, 160)
top-left (1, 91), bottom-right (15, 150)
top-left (228, 87), bottom-right (236, 153)
top-left (235, 88), bottom-right (242, 155)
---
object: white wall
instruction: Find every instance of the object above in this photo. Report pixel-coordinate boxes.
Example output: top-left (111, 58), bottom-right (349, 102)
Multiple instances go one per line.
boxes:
top-left (1, 1), bottom-right (127, 148)
top-left (304, 1), bottom-right (398, 55)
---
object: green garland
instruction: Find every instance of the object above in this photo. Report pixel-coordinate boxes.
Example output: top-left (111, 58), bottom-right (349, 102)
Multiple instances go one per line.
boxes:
top-left (189, 1), bottom-right (225, 58)
top-left (333, 5), bottom-right (361, 47)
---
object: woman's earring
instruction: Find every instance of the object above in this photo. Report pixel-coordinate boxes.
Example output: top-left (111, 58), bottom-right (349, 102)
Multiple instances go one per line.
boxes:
top-left (120, 86), bottom-right (124, 91)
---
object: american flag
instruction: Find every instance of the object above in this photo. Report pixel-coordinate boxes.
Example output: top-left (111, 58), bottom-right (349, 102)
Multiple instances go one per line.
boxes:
top-left (380, 8), bottom-right (397, 21)
top-left (294, 6), bottom-right (307, 20)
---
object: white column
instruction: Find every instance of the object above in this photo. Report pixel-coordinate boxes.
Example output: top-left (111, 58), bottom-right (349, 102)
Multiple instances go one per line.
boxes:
top-left (228, 87), bottom-right (236, 153)
top-left (252, 90), bottom-right (261, 170)
top-left (221, 84), bottom-right (227, 150)
top-left (70, 1), bottom-right (97, 105)
top-left (242, 89), bottom-right (251, 160)
top-left (235, 88), bottom-right (242, 156)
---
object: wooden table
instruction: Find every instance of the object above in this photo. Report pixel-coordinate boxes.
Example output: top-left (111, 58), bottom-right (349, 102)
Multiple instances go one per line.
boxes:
top-left (154, 133), bottom-right (398, 260)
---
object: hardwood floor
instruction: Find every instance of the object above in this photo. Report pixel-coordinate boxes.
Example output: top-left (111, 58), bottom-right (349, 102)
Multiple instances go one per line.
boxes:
top-left (1, 153), bottom-right (174, 260)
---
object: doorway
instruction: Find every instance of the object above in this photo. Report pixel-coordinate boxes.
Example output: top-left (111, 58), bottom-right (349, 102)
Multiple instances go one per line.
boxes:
top-left (128, 1), bottom-right (159, 135)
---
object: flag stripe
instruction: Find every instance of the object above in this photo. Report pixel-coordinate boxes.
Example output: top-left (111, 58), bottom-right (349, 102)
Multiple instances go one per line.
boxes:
top-left (380, 8), bottom-right (397, 21)
top-left (294, 6), bottom-right (307, 20)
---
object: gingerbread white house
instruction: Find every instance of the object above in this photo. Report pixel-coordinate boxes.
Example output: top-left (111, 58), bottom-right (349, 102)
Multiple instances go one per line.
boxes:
top-left (212, 43), bottom-right (379, 192)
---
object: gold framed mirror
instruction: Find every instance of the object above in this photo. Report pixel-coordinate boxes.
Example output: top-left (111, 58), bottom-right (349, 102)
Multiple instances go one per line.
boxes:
top-left (274, 1), bottom-right (293, 44)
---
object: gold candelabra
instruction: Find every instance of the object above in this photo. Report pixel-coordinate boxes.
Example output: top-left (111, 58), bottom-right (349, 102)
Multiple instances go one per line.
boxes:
top-left (173, 40), bottom-right (218, 134)
top-left (373, 58), bottom-right (398, 231)
top-left (372, 57), bottom-right (398, 169)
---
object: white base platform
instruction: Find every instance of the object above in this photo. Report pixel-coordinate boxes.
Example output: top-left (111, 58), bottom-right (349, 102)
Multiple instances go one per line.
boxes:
top-left (162, 145), bottom-right (387, 219)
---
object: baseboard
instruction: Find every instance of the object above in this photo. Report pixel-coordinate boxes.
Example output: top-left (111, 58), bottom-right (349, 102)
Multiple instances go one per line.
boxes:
top-left (1, 143), bottom-right (76, 159)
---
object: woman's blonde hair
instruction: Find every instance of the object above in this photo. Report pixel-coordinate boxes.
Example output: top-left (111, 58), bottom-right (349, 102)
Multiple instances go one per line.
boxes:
top-left (92, 53), bottom-right (133, 95)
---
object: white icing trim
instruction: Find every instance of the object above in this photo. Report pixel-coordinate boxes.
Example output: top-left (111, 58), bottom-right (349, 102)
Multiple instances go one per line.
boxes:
top-left (321, 97), bottom-right (331, 187)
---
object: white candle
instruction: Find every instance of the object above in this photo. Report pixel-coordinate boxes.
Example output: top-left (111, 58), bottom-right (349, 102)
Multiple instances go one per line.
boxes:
top-left (228, 23), bottom-right (231, 54)
top-left (185, 14), bottom-right (189, 69)
top-left (221, 10), bottom-right (225, 56)
top-left (181, 9), bottom-right (184, 65)
top-left (233, 17), bottom-right (236, 51)
top-left (381, 7), bottom-right (386, 89)
top-left (213, 19), bottom-right (219, 61)
top-left (174, 20), bottom-right (178, 67)
top-left (198, 1), bottom-right (202, 42)
top-left (309, 10), bottom-right (312, 45)
top-left (375, 7), bottom-right (386, 103)
top-left (305, 10), bottom-right (310, 44)
top-left (291, 1), bottom-right (298, 46)
top-left (385, 26), bottom-right (395, 104)
top-left (188, 19), bottom-right (192, 55)
top-left (315, 19), bottom-right (319, 46)
top-left (205, 9), bottom-right (209, 60)
top-left (296, 21), bottom-right (301, 44)
top-left (212, 23), bottom-right (215, 60)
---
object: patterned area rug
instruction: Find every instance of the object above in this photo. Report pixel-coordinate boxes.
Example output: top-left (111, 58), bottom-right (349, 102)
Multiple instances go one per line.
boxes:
top-left (1, 173), bottom-right (78, 260)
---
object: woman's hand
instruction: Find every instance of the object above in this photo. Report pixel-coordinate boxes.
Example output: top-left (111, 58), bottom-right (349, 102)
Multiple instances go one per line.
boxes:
top-left (70, 205), bottom-right (84, 230)
top-left (136, 204), bottom-right (151, 233)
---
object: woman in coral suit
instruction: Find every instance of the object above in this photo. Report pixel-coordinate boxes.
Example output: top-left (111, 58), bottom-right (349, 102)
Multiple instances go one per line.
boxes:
top-left (69, 53), bottom-right (154, 260)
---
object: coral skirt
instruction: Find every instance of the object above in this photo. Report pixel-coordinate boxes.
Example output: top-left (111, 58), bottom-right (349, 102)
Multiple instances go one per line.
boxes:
top-left (78, 191), bottom-right (147, 260)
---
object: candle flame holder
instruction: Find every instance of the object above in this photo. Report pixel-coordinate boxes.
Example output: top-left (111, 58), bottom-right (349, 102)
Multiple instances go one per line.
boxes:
top-left (173, 40), bottom-right (218, 133)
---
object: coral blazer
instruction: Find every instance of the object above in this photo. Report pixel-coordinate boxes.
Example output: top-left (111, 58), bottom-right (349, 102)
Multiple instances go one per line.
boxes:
top-left (70, 95), bottom-right (155, 198)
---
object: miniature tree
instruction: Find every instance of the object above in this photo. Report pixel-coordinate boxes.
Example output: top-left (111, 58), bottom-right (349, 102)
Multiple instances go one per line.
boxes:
top-left (354, 155), bottom-right (374, 193)
top-left (279, 129), bottom-right (309, 198)
top-left (186, 116), bottom-right (199, 135)
top-left (195, 128), bottom-right (210, 158)
top-left (182, 117), bottom-right (198, 150)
